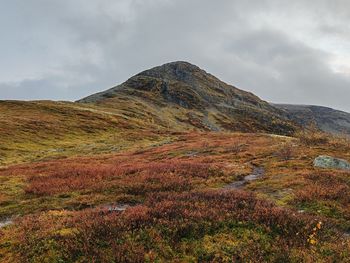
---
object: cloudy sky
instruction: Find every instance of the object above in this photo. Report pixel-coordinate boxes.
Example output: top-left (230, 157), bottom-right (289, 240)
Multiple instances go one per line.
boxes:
top-left (1, 0), bottom-right (350, 111)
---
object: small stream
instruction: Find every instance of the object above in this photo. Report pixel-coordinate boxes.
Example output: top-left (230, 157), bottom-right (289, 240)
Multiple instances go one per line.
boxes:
top-left (223, 166), bottom-right (265, 190)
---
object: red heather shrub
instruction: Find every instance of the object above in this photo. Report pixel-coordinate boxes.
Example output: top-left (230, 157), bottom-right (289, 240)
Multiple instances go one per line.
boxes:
top-left (13, 190), bottom-right (335, 262)
top-left (24, 159), bottom-right (222, 196)
top-left (295, 173), bottom-right (350, 204)
top-left (24, 164), bottom-right (128, 195)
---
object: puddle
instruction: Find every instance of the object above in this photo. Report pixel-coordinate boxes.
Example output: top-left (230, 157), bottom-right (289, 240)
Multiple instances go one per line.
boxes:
top-left (97, 203), bottom-right (134, 213)
top-left (106, 204), bottom-right (130, 212)
top-left (0, 218), bottom-right (13, 228)
top-left (223, 166), bottom-right (265, 190)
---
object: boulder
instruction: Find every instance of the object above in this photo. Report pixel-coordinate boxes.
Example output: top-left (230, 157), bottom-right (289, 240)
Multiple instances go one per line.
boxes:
top-left (314, 155), bottom-right (350, 170)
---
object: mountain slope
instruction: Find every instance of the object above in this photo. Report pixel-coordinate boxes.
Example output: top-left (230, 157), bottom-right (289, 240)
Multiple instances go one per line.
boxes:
top-left (275, 104), bottom-right (350, 135)
top-left (78, 61), bottom-right (296, 135)
top-left (0, 100), bottom-right (171, 166)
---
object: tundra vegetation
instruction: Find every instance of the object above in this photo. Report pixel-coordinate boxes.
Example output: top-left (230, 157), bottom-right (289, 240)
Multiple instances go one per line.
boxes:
top-left (0, 62), bottom-right (350, 262)
top-left (0, 120), bottom-right (349, 262)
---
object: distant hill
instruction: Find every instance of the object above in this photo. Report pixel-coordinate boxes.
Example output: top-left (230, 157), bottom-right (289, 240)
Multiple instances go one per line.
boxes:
top-left (274, 104), bottom-right (350, 135)
top-left (78, 61), bottom-right (296, 135)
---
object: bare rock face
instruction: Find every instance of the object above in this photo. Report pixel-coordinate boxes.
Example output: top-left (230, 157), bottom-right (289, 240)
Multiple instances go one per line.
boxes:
top-left (314, 155), bottom-right (350, 170)
top-left (78, 61), bottom-right (296, 135)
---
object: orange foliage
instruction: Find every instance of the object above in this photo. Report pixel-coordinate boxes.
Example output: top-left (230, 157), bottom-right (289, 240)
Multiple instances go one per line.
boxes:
top-left (294, 172), bottom-right (350, 204)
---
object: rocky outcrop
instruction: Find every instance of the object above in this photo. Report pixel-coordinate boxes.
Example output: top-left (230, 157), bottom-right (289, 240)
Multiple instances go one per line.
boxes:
top-left (314, 155), bottom-right (350, 170)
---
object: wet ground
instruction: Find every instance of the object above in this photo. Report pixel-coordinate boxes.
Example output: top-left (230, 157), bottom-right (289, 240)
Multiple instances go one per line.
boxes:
top-left (0, 218), bottom-right (13, 228)
top-left (223, 166), bottom-right (265, 190)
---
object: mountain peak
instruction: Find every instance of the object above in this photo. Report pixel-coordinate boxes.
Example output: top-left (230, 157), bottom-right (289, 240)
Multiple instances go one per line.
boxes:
top-left (78, 61), bottom-right (296, 135)
top-left (159, 61), bottom-right (199, 68)
top-left (148, 61), bottom-right (201, 70)
top-left (78, 61), bottom-right (218, 104)
top-left (136, 61), bottom-right (205, 84)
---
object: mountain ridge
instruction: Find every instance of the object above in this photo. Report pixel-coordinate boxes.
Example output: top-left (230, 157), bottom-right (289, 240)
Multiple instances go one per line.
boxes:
top-left (274, 103), bottom-right (350, 135)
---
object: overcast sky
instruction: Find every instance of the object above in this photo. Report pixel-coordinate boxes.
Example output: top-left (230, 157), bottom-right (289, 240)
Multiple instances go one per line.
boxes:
top-left (1, 0), bottom-right (350, 111)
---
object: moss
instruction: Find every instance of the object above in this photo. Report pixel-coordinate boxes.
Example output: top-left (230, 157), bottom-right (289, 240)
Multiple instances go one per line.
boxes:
top-left (295, 201), bottom-right (344, 218)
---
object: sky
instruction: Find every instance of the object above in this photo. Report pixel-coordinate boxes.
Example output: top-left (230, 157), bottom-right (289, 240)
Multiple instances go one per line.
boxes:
top-left (1, 0), bottom-right (350, 112)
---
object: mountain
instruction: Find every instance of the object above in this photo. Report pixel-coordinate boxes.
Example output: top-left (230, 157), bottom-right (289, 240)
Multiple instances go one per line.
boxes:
top-left (78, 61), bottom-right (296, 135)
top-left (275, 104), bottom-right (350, 135)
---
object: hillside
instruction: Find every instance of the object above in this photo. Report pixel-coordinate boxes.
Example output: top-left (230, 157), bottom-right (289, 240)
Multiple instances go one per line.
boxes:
top-left (0, 62), bottom-right (350, 262)
top-left (79, 61), bottom-right (296, 135)
top-left (275, 104), bottom-right (350, 135)
top-left (0, 100), bottom-right (172, 166)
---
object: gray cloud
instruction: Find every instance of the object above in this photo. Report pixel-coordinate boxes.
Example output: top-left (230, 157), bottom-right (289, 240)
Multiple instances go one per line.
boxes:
top-left (1, 0), bottom-right (350, 112)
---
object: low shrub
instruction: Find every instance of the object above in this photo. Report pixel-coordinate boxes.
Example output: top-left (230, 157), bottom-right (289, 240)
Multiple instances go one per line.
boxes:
top-left (12, 190), bottom-right (346, 262)
top-left (295, 128), bottom-right (329, 146)
top-left (276, 143), bottom-right (294, 161)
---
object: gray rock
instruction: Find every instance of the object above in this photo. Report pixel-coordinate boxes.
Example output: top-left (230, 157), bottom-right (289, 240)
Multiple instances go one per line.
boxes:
top-left (314, 155), bottom-right (350, 170)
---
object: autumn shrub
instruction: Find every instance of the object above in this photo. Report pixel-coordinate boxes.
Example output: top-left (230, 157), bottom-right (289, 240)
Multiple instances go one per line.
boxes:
top-left (276, 143), bottom-right (294, 160)
top-left (296, 127), bottom-right (350, 150)
top-left (24, 164), bottom-right (128, 195)
top-left (293, 172), bottom-right (350, 204)
top-left (295, 127), bottom-right (329, 146)
top-left (121, 173), bottom-right (192, 195)
top-left (11, 190), bottom-right (346, 263)
top-left (24, 159), bottom-right (223, 196)
top-left (328, 133), bottom-right (350, 149)
top-left (223, 142), bottom-right (246, 154)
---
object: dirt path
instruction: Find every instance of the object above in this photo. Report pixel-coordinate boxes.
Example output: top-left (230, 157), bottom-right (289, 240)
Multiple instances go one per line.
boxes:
top-left (223, 166), bottom-right (265, 190)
